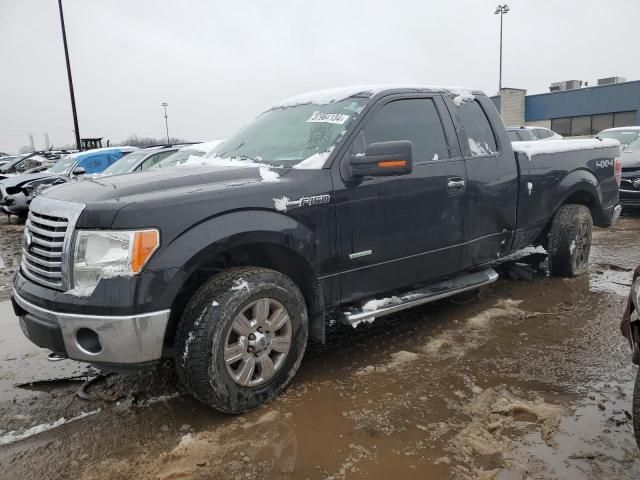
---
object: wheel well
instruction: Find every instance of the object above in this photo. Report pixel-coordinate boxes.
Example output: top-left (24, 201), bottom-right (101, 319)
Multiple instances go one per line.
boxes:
top-left (537, 190), bottom-right (596, 245)
top-left (165, 242), bottom-right (325, 348)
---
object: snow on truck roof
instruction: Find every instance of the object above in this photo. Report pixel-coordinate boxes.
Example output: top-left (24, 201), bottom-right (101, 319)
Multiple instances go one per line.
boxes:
top-left (271, 84), bottom-right (479, 109)
top-left (512, 138), bottom-right (620, 160)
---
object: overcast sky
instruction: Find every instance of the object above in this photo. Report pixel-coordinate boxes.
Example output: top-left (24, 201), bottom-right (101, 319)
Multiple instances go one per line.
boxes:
top-left (1, 0), bottom-right (639, 153)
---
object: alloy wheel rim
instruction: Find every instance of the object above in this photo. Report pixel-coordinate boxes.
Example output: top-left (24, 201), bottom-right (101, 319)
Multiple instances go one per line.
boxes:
top-left (572, 221), bottom-right (591, 271)
top-left (223, 298), bottom-right (292, 387)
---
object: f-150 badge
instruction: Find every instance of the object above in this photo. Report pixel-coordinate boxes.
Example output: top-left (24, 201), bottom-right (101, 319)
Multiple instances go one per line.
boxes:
top-left (273, 194), bottom-right (330, 212)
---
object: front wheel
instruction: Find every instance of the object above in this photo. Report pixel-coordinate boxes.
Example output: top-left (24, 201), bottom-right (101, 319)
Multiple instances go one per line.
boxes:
top-left (547, 204), bottom-right (593, 277)
top-left (175, 267), bottom-right (309, 413)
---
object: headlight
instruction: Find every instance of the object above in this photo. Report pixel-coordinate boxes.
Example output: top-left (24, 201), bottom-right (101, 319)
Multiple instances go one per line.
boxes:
top-left (72, 229), bottom-right (159, 293)
top-left (632, 277), bottom-right (640, 312)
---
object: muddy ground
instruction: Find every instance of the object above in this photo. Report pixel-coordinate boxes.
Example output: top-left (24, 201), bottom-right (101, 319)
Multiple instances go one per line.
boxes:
top-left (0, 213), bottom-right (639, 479)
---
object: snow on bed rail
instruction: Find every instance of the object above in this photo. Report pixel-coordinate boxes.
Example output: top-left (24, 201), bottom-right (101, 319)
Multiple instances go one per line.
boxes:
top-left (271, 84), bottom-right (476, 108)
top-left (512, 138), bottom-right (620, 160)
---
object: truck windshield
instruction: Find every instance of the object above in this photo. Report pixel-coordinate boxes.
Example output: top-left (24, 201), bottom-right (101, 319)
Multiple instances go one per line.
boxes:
top-left (48, 156), bottom-right (76, 174)
top-left (598, 130), bottom-right (640, 151)
top-left (151, 148), bottom-right (205, 169)
top-left (207, 98), bottom-right (368, 167)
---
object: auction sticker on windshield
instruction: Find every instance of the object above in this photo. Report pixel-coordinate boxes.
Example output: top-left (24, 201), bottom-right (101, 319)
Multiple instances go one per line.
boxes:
top-left (307, 112), bottom-right (350, 124)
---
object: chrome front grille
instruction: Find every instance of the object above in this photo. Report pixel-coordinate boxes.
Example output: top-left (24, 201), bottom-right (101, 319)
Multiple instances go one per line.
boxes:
top-left (22, 211), bottom-right (68, 288)
top-left (20, 197), bottom-right (85, 290)
top-left (621, 178), bottom-right (640, 191)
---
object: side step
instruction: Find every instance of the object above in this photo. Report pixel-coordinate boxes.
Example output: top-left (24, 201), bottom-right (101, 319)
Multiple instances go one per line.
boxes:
top-left (342, 268), bottom-right (499, 326)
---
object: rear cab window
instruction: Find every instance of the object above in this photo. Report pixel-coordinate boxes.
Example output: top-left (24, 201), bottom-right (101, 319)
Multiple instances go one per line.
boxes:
top-left (456, 100), bottom-right (498, 156)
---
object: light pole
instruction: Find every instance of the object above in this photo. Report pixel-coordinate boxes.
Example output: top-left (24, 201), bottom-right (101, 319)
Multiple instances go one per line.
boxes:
top-left (161, 102), bottom-right (169, 143)
top-left (57, 0), bottom-right (81, 150)
top-left (494, 4), bottom-right (509, 93)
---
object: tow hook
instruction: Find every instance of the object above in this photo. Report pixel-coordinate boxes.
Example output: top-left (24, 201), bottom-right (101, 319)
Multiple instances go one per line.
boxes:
top-left (47, 352), bottom-right (67, 362)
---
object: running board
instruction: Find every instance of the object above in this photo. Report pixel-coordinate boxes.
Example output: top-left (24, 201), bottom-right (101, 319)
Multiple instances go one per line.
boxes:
top-left (342, 268), bottom-right (499, 326)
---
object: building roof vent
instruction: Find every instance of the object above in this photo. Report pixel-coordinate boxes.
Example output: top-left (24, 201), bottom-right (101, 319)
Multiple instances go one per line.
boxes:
top-left (597, 76), bottom-right (627, 86)
top-left (549, 80), bottom-right (584, 92)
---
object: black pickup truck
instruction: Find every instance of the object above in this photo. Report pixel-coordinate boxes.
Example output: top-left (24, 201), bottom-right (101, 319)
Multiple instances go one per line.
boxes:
top-left (12, 85), bottom-right (621, 413)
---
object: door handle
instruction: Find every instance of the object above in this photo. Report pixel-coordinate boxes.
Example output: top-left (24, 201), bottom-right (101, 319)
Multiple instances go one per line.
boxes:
top-left (447, 178), bottom-right (465, 189)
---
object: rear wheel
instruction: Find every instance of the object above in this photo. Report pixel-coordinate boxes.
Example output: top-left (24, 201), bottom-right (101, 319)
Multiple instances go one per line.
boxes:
top-left (175, 267), bottom-right (308, 413)
top-left (547, 204), bottom-right (593, 277)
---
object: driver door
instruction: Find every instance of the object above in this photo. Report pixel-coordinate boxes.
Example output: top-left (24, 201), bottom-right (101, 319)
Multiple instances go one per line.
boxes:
top-left (331, 94), bottom-right (469, 303)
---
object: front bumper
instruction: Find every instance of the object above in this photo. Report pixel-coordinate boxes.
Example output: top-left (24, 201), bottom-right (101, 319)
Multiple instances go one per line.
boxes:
top-left (620, 189), bottom-right (640, 207)
top-left (12, 289), bottom-right (170, 365)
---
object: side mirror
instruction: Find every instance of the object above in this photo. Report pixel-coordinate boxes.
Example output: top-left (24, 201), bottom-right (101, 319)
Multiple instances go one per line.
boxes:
top-left (72, 166), bottom-right (86, 176)
top-left (349, 141), bottom-right (413, 178)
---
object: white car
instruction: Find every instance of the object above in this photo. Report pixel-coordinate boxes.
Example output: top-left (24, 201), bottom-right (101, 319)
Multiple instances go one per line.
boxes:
top-left (506, 126), bottom-right (563, 142)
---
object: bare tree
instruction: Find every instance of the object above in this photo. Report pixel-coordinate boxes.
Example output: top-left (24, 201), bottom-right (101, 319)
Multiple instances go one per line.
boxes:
top-left (119, 135), bottom-right (188, 148)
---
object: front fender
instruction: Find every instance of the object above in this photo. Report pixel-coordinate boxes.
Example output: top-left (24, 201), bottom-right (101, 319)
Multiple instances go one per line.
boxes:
top-left (132, 209), bottom-right (323, 315)
top-left (148, 209), bottom-right (319, 273)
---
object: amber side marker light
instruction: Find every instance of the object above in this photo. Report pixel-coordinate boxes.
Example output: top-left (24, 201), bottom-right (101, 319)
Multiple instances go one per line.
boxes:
top-left (131, 230), bottom-right (160, 273)
top-left (378, 160), bottom-right (406, 168)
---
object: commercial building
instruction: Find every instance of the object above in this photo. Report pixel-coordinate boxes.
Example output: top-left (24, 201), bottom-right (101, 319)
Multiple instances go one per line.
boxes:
top-left (491, 78), bottom-right (640, 137)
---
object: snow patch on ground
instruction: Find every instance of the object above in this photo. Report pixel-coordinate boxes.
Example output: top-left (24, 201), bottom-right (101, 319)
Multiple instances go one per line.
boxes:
top-left (0, 410), bottom-right (101, 446)
top-left (356, 350), bottom-right (419, 375)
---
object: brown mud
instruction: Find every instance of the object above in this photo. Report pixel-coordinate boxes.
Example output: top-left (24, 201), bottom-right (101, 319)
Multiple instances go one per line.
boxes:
top-left (0, 213), bottom-right (639, 479)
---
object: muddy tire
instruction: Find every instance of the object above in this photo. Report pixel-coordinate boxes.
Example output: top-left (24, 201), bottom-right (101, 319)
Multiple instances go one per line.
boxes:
top-left (175, 267), bottom-right (308, 414)
top-left (634, 367), bottom-right (640, 450)
top-left (547, 204), bottom-right (593, 277)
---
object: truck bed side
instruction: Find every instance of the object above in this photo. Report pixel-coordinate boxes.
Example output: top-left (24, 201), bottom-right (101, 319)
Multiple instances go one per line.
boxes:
top-left (511, 140), bottom-right (620, 251)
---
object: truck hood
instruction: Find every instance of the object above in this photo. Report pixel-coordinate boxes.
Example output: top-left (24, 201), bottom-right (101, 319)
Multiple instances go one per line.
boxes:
top-left (45, 164), bottom-right (289, 204)
top-left (620, 150), bottom-right (640, 169)
top-left (41, 164), bottom-right (322, 229)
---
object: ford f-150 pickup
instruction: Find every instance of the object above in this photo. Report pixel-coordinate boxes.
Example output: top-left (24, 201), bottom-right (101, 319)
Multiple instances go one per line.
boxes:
top-left (12, 85), bottom-right (622, 413)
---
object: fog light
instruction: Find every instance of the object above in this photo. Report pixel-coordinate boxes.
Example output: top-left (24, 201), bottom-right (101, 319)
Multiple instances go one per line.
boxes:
top-left (76, 328), bottom-right (102, 354)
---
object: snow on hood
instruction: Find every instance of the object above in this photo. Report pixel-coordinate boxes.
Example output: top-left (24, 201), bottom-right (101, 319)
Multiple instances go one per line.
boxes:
top-left (512, 138), bottom-right (620, 160)
top-left (270, 84), bottom-right (477, 109)
top-left (292, 151), bottom-right (331, 169)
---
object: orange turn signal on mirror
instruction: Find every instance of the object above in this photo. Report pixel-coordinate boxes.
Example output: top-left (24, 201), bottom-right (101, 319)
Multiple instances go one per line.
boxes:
top-left (378, 160), bottom-right (406, 168)
top-left (131, 229), bottom-right (160, 273)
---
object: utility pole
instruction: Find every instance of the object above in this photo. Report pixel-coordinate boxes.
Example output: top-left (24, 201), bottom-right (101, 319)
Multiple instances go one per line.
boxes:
top-left (57, 0), bottom-right (81, 150)
top-left (494, 4), bottom-right (510, 93)
top-left (161, 102), bottom-right (169, 144)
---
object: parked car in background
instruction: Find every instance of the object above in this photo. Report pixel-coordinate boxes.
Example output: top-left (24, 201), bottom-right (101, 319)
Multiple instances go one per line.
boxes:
top-left (506, 125), bottom-right (563, 142)
top-left (92, 146), bottom-right (179, 178)
top-left (0, 153), bottom-right (56, 180)
top-left (0, 155), bottom-right (17, 168)
top-left (597, 127), bottom-right (640, 209)
top-left (150, 140), bottom-right (224, 170)
top-left (12, 85), bottom-right (621, 413)
top-left (0, 147), bottom-right (137, 218)
top-left (621, 264), bottom-right (640, 449)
